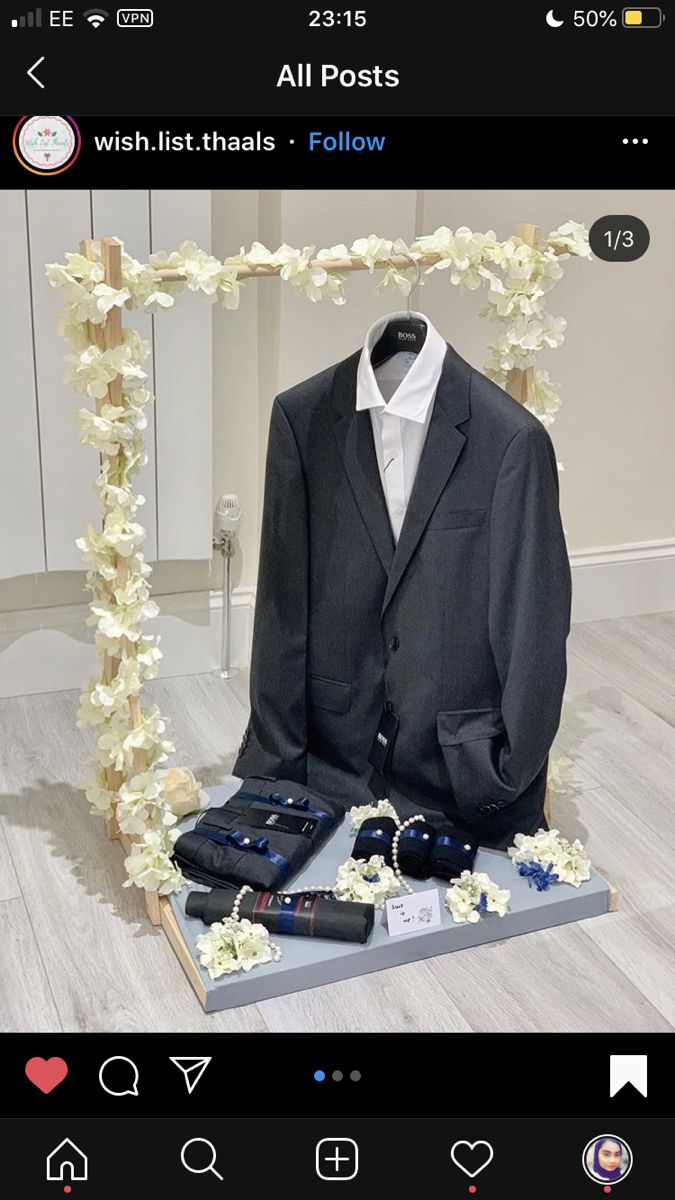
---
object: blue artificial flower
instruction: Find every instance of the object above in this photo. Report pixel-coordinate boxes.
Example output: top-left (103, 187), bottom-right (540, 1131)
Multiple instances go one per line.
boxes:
top-left (518, 860), bottom-right (560, 891)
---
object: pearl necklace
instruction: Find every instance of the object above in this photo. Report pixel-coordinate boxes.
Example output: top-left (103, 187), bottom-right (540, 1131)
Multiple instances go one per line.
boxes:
top-left (391, 813), bottom-right (426, 896)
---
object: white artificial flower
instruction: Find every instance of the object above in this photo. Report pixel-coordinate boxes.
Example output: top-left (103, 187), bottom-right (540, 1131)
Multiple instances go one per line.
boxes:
top-left (76, 401), bottom-right (146, 456)
top-left (92, 282), bottom-right (131, 317)
top-left (240, 240), bottom-right (276, 266)
top-left (349, 234), bottom-right (394, 272)
top-left (64, 343), bottom-right (147, 400)
top-left (136, 636), bottom-right (163, 679)
top-left (509, 828), bottom-right (591, 888)
top-left (348, 798), bottom-right (399, 833)
top-left (145, 290), bottom-right (176, 313)
top-left (217, 269), bottom-right (242, 310)
top-left (76, 658), bottom-right (143, 727)
top-left (196, 918), bottom-right (282, 979)
top-left (548, 220), bottom-right (592, 258)
top-left (316, 243), bottom-right (350, 262)
top-left (123, 827), bottom-right (184, 894)
top-left (445, 871), bottom-right (511, 924)
top-left (88, 592), bottom-right (158, 643)
top-left (334, 855), bottom-right (399, 908)
top-left (174, 240), bottom-right (224, 300)
top-left (375, 263), bottom-right (421, 297)
top-left (96, 705), bottom-right (174, 774)
top-left (162, 767), bottom-right (209, 819)
top-left (524, 370), bottom-right (561, 428)
top-left (84, 771), bottom-right (118, 819)
top-left (100, 510), bottom-right (146, 558)
top-left (116, 769), bottom-right (176, 836)
top-left (75, 525), bottom-right (117, 575)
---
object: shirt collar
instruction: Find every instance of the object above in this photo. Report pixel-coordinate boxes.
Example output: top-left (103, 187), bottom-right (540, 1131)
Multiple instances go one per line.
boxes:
top-left (356, 311), bottom-right (447, 423)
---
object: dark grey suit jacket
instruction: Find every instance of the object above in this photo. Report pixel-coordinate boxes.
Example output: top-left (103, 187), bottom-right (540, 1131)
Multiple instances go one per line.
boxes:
top-left (234, 344), bottom-right (572, 848)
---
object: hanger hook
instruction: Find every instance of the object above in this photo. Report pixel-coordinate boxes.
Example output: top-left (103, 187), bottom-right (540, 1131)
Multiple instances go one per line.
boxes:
top-left (403, 254), bottom-right (422, 315)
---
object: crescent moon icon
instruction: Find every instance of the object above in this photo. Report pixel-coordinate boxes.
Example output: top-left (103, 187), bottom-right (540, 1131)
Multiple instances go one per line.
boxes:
top-left (546, 9), bottom-right (565, 25)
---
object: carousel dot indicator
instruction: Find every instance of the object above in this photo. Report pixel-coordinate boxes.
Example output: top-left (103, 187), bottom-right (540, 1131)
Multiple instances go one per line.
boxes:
top-left (332, 1069), bottom-right (343, 1082)
top-left (314, 1069), bottom-right (325, 1082)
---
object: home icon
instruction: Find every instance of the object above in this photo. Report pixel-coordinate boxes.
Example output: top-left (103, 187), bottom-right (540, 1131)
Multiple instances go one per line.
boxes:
top-left (46, 1138), bottom-right (88, 1182)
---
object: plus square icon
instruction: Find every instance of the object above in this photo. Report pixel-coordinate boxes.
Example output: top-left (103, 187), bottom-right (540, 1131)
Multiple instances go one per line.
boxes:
top-left (316, 1138), bottom-right (359, 1181)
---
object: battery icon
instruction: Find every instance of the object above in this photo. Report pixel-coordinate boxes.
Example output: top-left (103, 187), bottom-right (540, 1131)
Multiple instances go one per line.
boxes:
top-left (622, 7), bottom-right (663, 25)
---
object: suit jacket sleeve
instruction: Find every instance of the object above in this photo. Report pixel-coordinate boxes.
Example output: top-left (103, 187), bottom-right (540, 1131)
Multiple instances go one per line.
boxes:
top-left (233, 397), bottom-right (309, 783)
top-left (447, 424), bottom-right (571, 814)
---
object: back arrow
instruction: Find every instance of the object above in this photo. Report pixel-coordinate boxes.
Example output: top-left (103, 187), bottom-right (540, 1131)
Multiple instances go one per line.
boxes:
top-left (27, 57), bottom-right (45, 88)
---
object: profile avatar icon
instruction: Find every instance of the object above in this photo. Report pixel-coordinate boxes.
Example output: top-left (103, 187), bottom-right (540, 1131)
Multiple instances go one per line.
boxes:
top-left (582, 1135), bottom-right (633, 1185)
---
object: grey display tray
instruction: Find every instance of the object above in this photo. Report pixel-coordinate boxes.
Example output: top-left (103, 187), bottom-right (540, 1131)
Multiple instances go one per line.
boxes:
top-left (169, 782), bottom-right (611, 1012)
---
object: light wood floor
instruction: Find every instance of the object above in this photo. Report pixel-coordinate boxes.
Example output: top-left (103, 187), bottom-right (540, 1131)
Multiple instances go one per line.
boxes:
top-left (1, 611), bottom-right (674, 1032)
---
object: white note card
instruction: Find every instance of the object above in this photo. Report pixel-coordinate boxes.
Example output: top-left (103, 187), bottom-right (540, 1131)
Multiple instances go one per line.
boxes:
top-left (385, 888), bottom-right (442, 937)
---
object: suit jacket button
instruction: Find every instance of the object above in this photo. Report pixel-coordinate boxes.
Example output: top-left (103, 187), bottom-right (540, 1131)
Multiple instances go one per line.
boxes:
top-left (385, 701), bottom-right (394, 713)
top-left (389, 636), bottom-right (400, 651)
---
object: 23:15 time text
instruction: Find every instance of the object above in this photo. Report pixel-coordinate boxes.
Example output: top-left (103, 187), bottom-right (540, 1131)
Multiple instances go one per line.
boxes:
top-left (309, 10), bottom-right (367, 25)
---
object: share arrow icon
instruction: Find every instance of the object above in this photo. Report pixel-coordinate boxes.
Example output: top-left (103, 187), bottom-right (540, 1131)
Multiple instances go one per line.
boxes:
top-left (170, 1056), bottom-right (212, 1095)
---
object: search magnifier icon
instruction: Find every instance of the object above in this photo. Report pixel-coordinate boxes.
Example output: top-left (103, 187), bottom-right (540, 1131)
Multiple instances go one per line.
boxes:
top-left (181, 1138), bottom-right (224, 1182)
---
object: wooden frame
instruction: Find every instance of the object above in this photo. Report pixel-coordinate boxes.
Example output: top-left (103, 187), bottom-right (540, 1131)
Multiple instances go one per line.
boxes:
top-left (75, 224), bottom-right (612, 1004)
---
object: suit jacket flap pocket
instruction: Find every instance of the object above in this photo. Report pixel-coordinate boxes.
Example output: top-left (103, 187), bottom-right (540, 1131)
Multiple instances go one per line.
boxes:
top-left (308, 673), bottom-right (352, 714)
top-left (437, 707), bottom-right (504, 746)
top-left (427, 508), bottom-right (486, 531)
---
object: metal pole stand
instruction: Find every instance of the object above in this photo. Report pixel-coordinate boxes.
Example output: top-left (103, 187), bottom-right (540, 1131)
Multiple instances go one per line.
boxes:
top-left (213, 530), bottom-right (239, 679)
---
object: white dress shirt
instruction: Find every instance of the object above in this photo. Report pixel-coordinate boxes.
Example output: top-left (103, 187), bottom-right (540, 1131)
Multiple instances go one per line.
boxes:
top-left (356, 311), bottom-right (447, 541)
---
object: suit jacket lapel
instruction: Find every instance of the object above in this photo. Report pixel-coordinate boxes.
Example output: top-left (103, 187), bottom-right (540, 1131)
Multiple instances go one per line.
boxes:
top-left (332, 352), bottom-right (395, 577)
top-left (381, 346), bottom-right (472, 617)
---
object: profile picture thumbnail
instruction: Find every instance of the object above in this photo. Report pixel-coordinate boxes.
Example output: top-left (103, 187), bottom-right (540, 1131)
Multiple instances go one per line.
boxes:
top-left (583, 1135), bottom-right (633, 1184)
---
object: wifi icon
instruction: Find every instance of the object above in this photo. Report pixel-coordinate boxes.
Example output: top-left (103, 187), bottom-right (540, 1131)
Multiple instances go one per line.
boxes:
top-left (84, 7), bottom-right (109, 26)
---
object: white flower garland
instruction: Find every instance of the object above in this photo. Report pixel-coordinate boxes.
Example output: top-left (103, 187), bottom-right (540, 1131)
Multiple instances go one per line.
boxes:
top-left (47, 223), bottom-right (589, 897)
top-left (508, 828), bottom-right (592, 888)
top-left (445, 871), bottom-right (511, 924)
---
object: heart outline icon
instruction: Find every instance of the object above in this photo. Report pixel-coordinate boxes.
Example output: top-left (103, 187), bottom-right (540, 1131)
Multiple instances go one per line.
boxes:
top-left (25, 1057), bottom-right (68, 1095)
top-left (450, 1140), bottom-right (494, 1178)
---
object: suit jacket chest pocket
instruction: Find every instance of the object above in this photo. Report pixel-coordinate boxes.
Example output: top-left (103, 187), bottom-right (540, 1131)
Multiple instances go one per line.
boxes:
top-left (426, 508), bottom-right (486, 532)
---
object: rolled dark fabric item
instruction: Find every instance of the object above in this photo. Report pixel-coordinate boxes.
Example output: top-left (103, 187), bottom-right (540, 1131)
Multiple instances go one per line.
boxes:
top-left (396, 819), bottom-right (436, 879)
top-left (185, 888), bottom-right (375, 944)
top-left (430, 823), bottom-right (479, 881)
top-left (351, 816), bottom-right (398, 867)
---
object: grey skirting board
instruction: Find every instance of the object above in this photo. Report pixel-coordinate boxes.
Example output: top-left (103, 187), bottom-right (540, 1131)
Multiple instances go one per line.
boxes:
top-left (170, 782), bottom-right (611, 1013)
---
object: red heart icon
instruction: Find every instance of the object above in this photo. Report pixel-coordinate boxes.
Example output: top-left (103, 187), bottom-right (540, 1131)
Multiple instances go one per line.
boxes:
top-left (25, 1057), bottom-right (68, 1094)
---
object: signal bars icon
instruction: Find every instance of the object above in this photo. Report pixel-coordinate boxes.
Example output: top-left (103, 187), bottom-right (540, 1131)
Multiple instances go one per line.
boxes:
top-left (11, 7), bottom-right (42, 25)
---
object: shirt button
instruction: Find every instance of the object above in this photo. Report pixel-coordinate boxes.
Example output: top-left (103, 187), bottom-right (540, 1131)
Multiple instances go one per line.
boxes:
top-left (389, 636), bottom-right (400, 651)
top-left (394, 506), bottom-right (404, 517)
